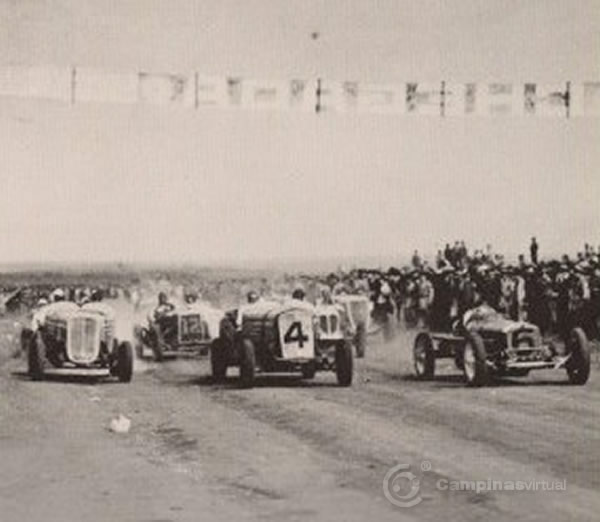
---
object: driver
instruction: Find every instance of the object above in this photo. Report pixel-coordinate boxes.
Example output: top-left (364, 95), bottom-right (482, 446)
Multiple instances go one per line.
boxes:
top-left (462, 298), bottom-right (497, 329)
top-left (31, 289), bottom-right (78, 331)
top-left (154, 291), bottom-right (175, 321)
top-left (236, 290), bottom-right (262, 328)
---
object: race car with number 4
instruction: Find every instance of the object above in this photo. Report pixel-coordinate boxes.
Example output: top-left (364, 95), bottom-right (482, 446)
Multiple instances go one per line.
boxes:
top-left (210, 301), bottom-right (353, 388)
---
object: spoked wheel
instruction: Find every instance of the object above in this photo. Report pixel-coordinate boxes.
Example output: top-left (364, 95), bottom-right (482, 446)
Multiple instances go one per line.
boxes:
top-left (354, 323), bottom-right (367, 358)
top-left (413, 333), bottom-right (435, 380)
top-left (566, 327), bottom-right (591, 385)
top-left (239, 339), bottom-right (256, 389)
top-left (210, 338), bottom-right (228, 383)
top-left (463, 332), bottom-right (489, 387)
top-left (28, 331), bottom-right (47, 381)
top-left (117, 341), bottom-right (134, 382)
top-left (335, 342), bottom-right (353, 387)
top-left (149, 328), bottom-right (164, 362)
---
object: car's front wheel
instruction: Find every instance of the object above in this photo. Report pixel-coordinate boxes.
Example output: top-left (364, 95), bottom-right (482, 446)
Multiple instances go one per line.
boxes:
top-left (239, 339), bottom-right (256, 389)
top-left (413, 333), bottom-right (435, 380)
top-left (335, 342), bottom-right (353, 387)
top-left (210, 338), bottom-right (228, 382)
top-left (566, 327), bottom-right (590, 385)
top-left (28, 331), bottom-right (46, 381)
top-left (117, 341), bottom-right (134, 383)
top-left (354, 323), bottom-right (367, 358)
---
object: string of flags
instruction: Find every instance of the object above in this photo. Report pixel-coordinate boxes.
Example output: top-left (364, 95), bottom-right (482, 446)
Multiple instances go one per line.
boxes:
top-left (0, 65), bottom-right (598, 117)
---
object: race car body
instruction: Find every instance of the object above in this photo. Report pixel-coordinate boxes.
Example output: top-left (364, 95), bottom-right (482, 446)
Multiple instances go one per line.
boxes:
top-left (413, 305), bottom-right (591, 386)
top-left (24, 302), bottom-right (132, 382)
top-left (135, 303), bottom-right (220, 360)
top-left (211, 301), bottom-right (353, 388)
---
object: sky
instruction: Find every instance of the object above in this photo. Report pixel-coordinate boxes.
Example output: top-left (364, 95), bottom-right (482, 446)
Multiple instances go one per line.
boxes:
top-left (0, 0), bottom-right (598, 266)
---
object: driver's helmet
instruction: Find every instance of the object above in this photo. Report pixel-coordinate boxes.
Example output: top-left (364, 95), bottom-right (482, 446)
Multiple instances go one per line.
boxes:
top-left (158, 291), bottom-right (169, 305)
top-left (246, 290), bottom-right (259, 304)
top-left (292, 287), bottom-right (306, 301)
top-left (320, 287), bottom-right (333, 304)
top-left (90, 289), bottom-right (104, 302)
top-left (184, 290), bottom-right (198, 304)
top-left (50, 288), bottom-right (65, 302)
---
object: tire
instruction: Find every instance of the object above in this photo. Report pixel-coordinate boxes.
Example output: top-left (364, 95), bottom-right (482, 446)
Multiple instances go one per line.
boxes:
top-left (413, 333), bottom-right (435, 380)
top-left (210, 338), bottom-right (228, 382)
top-left (462, 332), bottom-right (489, 387)
top-left (239, 339), bottom-right (256, 388)
top-left (117, 341), bottom-right (134, 383)
top-left (355, 323), bottom-right (367, 358)
top-left (28, 331), bottom-right (46, 381)
top-left (566, 327), bottom-right (591, 385)
top-left (301, 362), bottom-right (317, 380)
top-left (335, 342), bottom-right (353, 387)
top-left (148, 328), bottom-right (164, 362)
top-left (134, 327), bottom-right (145, 359)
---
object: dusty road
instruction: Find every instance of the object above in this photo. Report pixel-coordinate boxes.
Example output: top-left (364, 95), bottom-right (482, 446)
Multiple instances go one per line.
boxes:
top-left (1, 325), bottom-right (599, 522)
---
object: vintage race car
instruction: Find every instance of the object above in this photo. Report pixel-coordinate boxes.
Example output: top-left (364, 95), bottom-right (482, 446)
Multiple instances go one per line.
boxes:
top-left (23, 302), bottom-right (133, 382)
top-left (413, 305), bottom-right (591, 387)
top-left (211, 301), bottom-right (353, 388)
top-left (135, 303), bottom-right (217, 361)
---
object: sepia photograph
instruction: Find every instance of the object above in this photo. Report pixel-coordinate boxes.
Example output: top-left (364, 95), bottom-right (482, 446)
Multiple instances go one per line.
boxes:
top-left (0, 1), bottom-right (598, 521)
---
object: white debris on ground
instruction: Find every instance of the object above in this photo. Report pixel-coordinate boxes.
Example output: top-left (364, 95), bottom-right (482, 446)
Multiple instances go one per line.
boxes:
top-left (109, 414), bottom-right (131, 434)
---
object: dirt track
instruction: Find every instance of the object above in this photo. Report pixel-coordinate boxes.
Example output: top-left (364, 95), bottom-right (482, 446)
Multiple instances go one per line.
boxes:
top-left (1, 326), bottom-right (599, 522)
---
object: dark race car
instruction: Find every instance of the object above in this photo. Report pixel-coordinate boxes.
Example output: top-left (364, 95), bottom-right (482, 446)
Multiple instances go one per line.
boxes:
top-left (413, 304), bottom-right (591, 386)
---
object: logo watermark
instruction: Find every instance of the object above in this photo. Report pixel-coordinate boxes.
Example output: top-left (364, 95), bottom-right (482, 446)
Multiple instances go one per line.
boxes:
top-left (383, 461), bottom-right (567, 508)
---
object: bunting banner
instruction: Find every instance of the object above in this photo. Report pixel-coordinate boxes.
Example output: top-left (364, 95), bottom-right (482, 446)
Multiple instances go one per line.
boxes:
top-left (444, 83), bottom-right (477, 116)
top-left (240, 78), bottom-right (288, 110)
top-left (288, 79), bottom-right (316, 111)
top-left (405, 82), bottom-right (443, 116)
top-left (226, 77), bottom-right (243, 107)
top-left (523, 83), bottom-right (569, 117)
top-left (315, 79), bottom-right (345, 113)
top-left (479, 83), bottom-right (518, 116)
top-left (138, 72), bottom-right (195, 107)
top-left (0, 65), bottom-right (597, 118)
top-left (342, 82), bottom-right (401, 113)
top-left (76, 68), bottom-right (137, 104)
top-left (583, 82), bottom-right (600, 116)
top-left (0, 65), bottom-right (70, 102)
top-left (195, 75), bottom-right (228, 107)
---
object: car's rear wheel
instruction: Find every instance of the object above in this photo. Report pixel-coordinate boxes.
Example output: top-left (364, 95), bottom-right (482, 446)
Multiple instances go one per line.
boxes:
top-left (413, 333), bottom-right (435, 380)
top-left (117, 341), bottom-right (134, 383)
top-left (463, 332), bottom-right (489, 387)
top-left (335, 342), bottom-right (353, 387)
top-left (355, 323), bottom-right (367, 358)
top-left (239, 339), bottom-right (256, 388)
top-left (148, 328), bottom-right (164, 362)
top-left (301, 362), bottom-right (317, 380)
top-left (28, 331), bottom-right (47, 381)
top-left (134, 326), bottom-right (145, 359)
top-left (566, 327), bottom-right (590, 385)
top-left (210, 338), bottom-right (228, 382)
